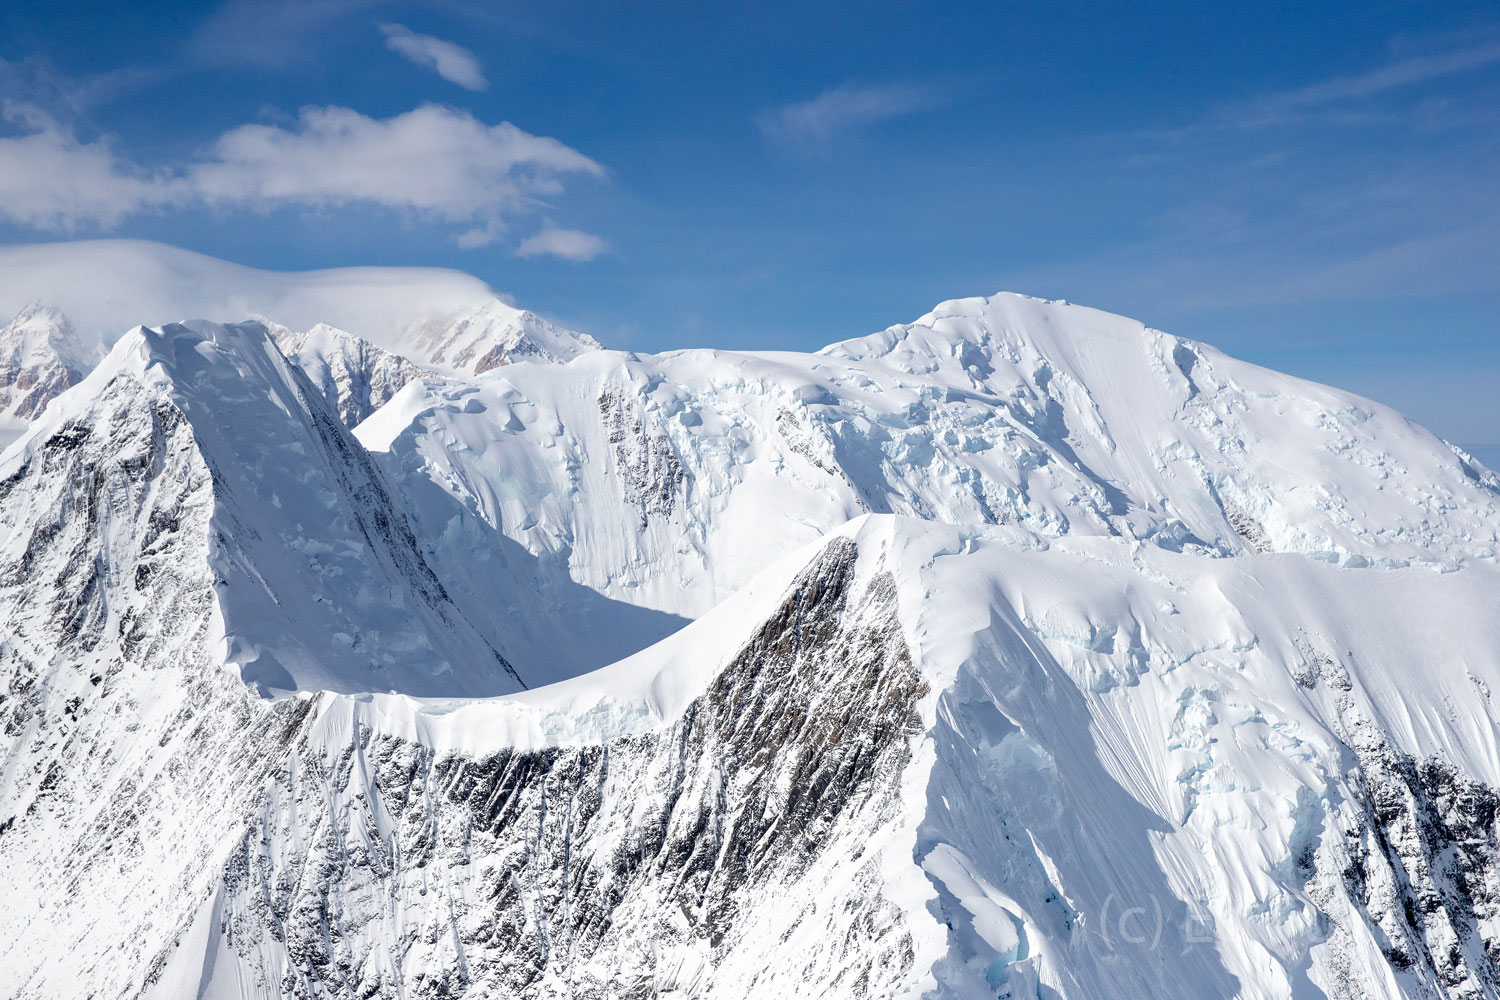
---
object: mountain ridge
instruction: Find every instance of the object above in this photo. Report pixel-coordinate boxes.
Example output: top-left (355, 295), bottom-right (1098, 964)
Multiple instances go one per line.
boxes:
top-left (0, 239), bottom-right (603, 383)
top-left (5, 257), bottom-right (1500, 997)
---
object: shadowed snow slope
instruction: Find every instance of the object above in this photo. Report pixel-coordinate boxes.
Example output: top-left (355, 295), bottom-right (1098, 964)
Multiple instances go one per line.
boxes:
top-left (0, 319), bottom-right (520, 698)
top-left (6, 286), bottom-right (1500, 1000)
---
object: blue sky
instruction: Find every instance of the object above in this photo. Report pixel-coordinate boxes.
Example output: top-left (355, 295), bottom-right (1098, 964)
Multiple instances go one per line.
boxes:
top-left (2, 0), bottom-right (1498, 442)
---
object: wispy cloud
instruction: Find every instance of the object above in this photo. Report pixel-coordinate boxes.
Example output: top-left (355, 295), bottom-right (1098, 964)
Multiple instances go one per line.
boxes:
top-left (187, 0), bottom-right (384, 68)
top-left (755, 81), bottom-right (942, 151)
top-left (1277, 42), bottom-right (1500, 106)
top-left (0, 56), bottom-right (159, 131)
top-left (513, 222), bottom-right (606, 261)
top-left (1226, 41), bottom-right (1500, 127)
top-left (1002, 167), bottom-right (1500, 320)
top-left (1002, 34), bottom-right (1500, 329)
top-left (0, 103), bottom-right (605, 248)
top-left (380, 23), bottom-right (488, 91)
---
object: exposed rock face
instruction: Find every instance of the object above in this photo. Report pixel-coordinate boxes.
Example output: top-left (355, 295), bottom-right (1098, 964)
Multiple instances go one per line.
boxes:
top-left (276, 324), bottom-right (434, 429)
top-left (1298, 670), bottom-right (1500, 1000)
top-left (1342, 748), bottom-right (1500, 996)
top-left (9, 290), bottom-right (1500, 1000)
top-left (598, 387), bottom-right (686, 527)
top-left (0, 363), bottom-right (317, 999)
top-left (210, 540), bottom-right (925, 998)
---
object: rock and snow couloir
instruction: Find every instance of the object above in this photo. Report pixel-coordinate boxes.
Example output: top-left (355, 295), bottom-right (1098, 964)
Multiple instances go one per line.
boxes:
top-left (4, 254), bottom-right (1500, 999)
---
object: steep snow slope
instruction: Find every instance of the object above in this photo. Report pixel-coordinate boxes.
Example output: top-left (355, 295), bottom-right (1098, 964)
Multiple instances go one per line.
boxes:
top-left (897, 519), bottom-right (1500, 999)
top-left (0, 239), bottom-right (601, 375)
top-left (13, 513), bottom-right (1500, 999)
top-left (6, 285), bottom-right (1500, 1000)
top-left (0, 319), bottom-right (519, 698)
top-left (0, 302), bottom-right (100, 446)
top-left (360, 293), bottom-right (1500, 621)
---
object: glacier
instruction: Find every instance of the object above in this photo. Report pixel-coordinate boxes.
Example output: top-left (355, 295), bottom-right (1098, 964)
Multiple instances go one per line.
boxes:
top-left (3, 241), bottom-right (1500, 999)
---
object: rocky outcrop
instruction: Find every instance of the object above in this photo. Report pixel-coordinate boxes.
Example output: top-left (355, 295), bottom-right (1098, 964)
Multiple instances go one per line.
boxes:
top-left (598, 387), bottom-right (686, 527)
top-left (212, 539), bottom-right (927, 998)
top-left (277, 324), bottom-right (433, 428)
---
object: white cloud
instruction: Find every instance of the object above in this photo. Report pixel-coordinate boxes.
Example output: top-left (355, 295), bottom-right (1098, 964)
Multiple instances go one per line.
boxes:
top-left (380, 23), bottom-right (488, 91)
top-left (756, 81), bottom-right (942, 151)
top-left (191, 104), bottom-right (601, 219)
top-left (0, 56), bottom-right (159, 123)
top-left (0, 103), bottom-right (605, 248)
top-left (0, 102), bottom-right (173, 230)
top-left (514, 223), bottom-right (606, 261)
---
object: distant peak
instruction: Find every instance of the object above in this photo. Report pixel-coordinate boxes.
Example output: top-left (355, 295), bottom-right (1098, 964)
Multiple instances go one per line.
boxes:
top-left (401, 299), bottom-right (602, 375)
top-left (3, 301), bottom-right (79, 346)
top-left (1, 299), bottom-right (96, 373)
top-left (7, 300), bottom-right (70, 326)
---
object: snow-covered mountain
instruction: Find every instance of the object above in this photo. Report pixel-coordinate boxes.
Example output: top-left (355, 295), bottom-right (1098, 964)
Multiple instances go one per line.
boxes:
top-left (0, 319), bottom-right (524, 698)
top-left (0, 302), bottom-right (101, 446)
top-left (271, 323), bottom-right (435, 428)
top-left (359, 293), bottom-right (1500, 623)
top-left (0, 238), bottom-right (601, 383)
top-left (402, 299), bottom-right (604, 374)
top-left (4, 264), bottom-right (1500, 999)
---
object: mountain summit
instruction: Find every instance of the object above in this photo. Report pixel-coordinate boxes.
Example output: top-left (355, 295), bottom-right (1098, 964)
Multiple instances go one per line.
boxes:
top-left (3, 271), bottom-right (1500, 999)
top-left (0, 302), bottom-right (100, 444)
top-left (0, 238), bottom-right (602, 384)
